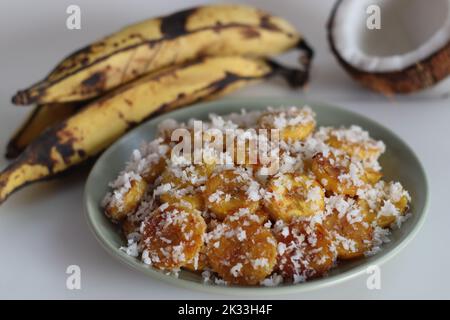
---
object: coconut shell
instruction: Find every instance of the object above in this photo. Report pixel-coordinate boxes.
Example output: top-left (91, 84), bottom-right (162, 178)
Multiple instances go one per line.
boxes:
top-left (327, 0), bottom-right (450, 95)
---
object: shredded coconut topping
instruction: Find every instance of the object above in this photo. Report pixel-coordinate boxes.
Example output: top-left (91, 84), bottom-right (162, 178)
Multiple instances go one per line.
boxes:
top-left (102, 105), bottom-right (412, 287)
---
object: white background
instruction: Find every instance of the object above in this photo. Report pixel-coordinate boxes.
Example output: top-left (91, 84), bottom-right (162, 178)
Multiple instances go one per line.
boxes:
top-left (0, 0), bottom-right (449, 299)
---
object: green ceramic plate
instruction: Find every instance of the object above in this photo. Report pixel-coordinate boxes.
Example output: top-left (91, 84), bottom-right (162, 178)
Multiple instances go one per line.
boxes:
top-left (84, 97), bottom-right (428, 295)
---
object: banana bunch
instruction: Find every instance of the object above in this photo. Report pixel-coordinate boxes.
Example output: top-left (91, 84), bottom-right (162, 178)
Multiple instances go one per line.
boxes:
top-left (0, 4), bottom-right (313, 204)
top-left (12, 4), bottom-right (312, 105)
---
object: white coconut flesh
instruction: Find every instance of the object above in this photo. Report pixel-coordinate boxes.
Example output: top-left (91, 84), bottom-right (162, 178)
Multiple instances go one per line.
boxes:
top-left (332, 0), bottom-right (450, 72)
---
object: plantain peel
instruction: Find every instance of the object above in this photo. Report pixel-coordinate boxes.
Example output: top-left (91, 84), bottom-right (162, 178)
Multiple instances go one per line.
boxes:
top-left (12, 4), bottom-right (312, 105)
top-left (6, 103), bottom-right (80, 159)
top-left (0, 56), bottom-right (308, 204)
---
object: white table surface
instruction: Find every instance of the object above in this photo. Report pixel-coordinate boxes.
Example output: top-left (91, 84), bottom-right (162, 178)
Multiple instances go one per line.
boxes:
top-left (0, 0), bottom-right (449, 299)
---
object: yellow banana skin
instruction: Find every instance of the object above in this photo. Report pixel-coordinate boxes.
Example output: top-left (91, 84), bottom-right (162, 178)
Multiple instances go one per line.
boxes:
top-left (12, 4), bottom-right (312, 105)
top-left (0, 56), bottom-right (307, 204)
top-left (6, 103), bottom-right (79, 159)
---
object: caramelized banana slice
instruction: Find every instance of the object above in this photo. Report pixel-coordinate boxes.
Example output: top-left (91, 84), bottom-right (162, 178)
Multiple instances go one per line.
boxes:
top-left (203, 169), bottom-right (261, 220)
top-left (126, 138), bottom-right (170, 185)
top-left (323, 126), bottom-right (385, 163)
top-left (258, 106), bottom-right (316, 142)
top-left (362, 168), bottom-right (383, 185)
top-left (358, 181), bottom-right (410, 228)
top-left (253, 208), bottom-right (271, 225)
top-left (142, 156), bottom-right (167, 185)
top-left (140, 204), bottom-right (206, 270)
top-left (183, 246), bottom-right (209, 272)
top-left (121, 216), bottom-right (141, 238)
top-left (378, 181), bottom-right (410, 227)
top-left (274, 219), bottom-right (336, 282)
top-left (311, 152), bottom-right (368, 197)
top-left (105, 178), bottom-right (148, 221)
top-left (323, 210), bottom-right (373, 260)
top-left (156, 165), bottom-right (211, 211)
top-left (265, 173), bottom-right (324, 222)
top-left (206, 214), bottom-right (277, 285)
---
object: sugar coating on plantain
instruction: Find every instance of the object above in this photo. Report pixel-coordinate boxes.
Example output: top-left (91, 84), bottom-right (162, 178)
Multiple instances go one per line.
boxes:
top-left (318, 126), bottom-right (385, 165)
top-left (140, 204), bottom-right (206, 271)
top-left (206, 211), bottom-right (277, 285)
top-left (102, 138), bottom-right (170, 221)
top-left (155, 165), bottom-right (209, 211)
top-left (323, 195), bottom-right (374, 259)
top-left (183, 246), bottom-right (210, 272)
top-left (203, 168), bottom-right (262, 220)
top-left (311, 152), bottom-right (370, 197)
top-left (274, 218), bottom-right (336, 282)
top-left (152, 138), bottom-right (217, 209)
top-left (258, 106), bottom-right (316, 142)
top-left (121, 216), bottom-right (141, 238)
top-left (357, 181), bottom-right (411, 228)
top-left (265, 173), bottom-right (325, 222)
top-left (105, 177), bottom-right (148, 222)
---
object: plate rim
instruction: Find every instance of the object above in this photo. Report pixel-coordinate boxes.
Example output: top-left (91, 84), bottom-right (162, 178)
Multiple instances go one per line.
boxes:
top-left (84, 97), bottom-right (429, 296)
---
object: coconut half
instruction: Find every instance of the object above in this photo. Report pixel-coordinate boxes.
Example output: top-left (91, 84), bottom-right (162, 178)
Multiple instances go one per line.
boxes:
top-left (328, 0), bottom-right (450, 94)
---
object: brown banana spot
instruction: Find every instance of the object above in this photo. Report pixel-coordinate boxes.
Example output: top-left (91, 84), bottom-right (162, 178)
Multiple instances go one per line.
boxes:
top-left (212, 22), bottom-right (225, 34)
top-left (240, 28), bottom-right (261, 39)
top-left (12, 85), bottom-right (46, 105)
top-left (124, 120), bottom-right (139, 127)
top-left (160, 7), bottom-right (198, 39)
top-left (77, 150), bottom-right (87, 158)
top-left (81, 71), bottom-right (106, 91)
top-left (129, 33), bottom-right (146, 41)
top-left (260, 15), bottom-right (281, 31)
top-left (53, 44), bottom-right (96, 74)
top-left (17, 122), bottom-right (79, 173)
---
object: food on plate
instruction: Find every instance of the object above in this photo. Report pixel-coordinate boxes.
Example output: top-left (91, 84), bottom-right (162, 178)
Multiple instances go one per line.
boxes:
top-left (274, 219), bottom-right (335, 281)
top-left (323, 198), bottom-right (373, 260)
top-left (105, 178), bottom-right (148, 221)
top-left (140, 204), bottom-right (206, 270)
top-left (206, 212), bottom-right (277, 285)
top-left (203, 168), bottom-right (261, 220)
top-left (357, 181), bottom-right (411, 228)
top-left (257, 107), bottom-right (316, 142)
top-left (102, 105), bottom-right (411, 286)
top-left (265, 173), bottom-right (325, 221)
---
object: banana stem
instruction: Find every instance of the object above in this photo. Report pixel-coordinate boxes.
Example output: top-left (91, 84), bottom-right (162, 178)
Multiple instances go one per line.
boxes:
top-left (267, 60), bottom-right (310, 88)
top-left (265, 38), bottom-right (314, 88)
top-left (297, 38), bottom-right (314, 67)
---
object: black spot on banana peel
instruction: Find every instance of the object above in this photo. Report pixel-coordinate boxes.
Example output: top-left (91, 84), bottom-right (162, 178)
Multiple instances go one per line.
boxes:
top-left (11, 4), bottom-right (310, 105)
top-left (160, 7), bottom-right (197, 38)
top-left (5, 102), bottom-right (81, 159)
top-left (80, 71), bottom-right (107, 92)
top-left (1, 55), bottom-right (309, 204)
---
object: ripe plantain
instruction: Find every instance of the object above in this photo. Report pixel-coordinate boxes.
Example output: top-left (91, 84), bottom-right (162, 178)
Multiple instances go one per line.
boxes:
top-left (5, 103), bottom-right (80, 159)
top-left (12, 4), bottom-right (312, 105)
top-left (0, 55), bottom-right (307, 204)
